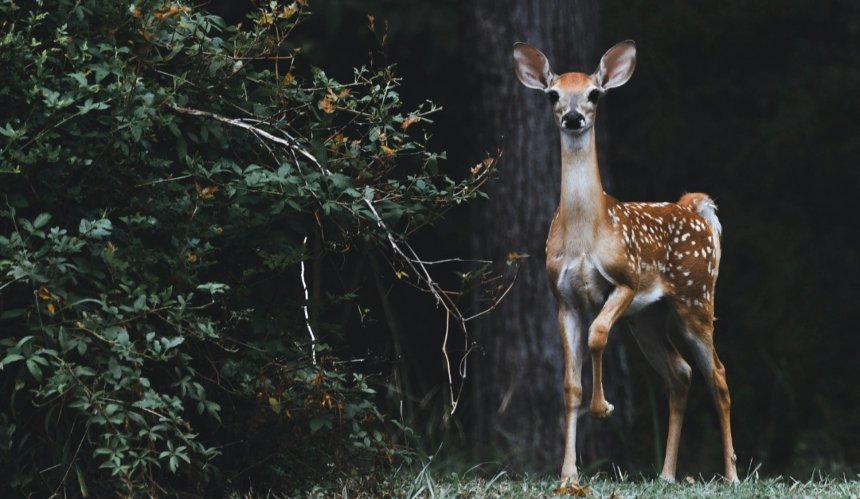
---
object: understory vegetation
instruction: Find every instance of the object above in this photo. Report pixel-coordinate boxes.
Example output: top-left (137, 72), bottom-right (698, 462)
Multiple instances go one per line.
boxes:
top-left (0, 1), bottom-right (495, 496)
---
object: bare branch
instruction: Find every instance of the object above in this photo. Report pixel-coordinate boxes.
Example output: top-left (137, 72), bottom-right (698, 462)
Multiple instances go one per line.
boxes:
top-left (168, 104), bottom-right (330, 175)
top-left (300, 236), bottom-right (317, 365)
top-left (361, 197), bottom-right (515, 414)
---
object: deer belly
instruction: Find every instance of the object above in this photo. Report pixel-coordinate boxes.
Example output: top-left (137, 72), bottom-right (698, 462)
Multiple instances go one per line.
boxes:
top-left (555, 256), bottom-right (611, 311)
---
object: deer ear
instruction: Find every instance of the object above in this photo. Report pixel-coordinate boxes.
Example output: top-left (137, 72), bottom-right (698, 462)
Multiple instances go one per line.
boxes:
top-left (513, 43), bottom-right (555, 90)
top-left (594, 40), bottom-right (636, 90)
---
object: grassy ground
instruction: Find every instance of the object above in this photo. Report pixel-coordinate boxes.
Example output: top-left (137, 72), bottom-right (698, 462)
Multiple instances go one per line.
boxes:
top-left (277, 470), bottom-right (860, 498)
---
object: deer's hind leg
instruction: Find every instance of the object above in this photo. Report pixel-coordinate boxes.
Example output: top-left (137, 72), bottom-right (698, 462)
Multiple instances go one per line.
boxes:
top-left (629, 307), bottom-right (692, 482)
top-left (672, 302), bottom-right (739, 484)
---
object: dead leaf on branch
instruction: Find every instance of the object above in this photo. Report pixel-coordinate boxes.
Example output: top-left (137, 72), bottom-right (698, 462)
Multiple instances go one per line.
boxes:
top-left (154, 4), bottom-right (190, 20)
top-left (506, 251), bottom-right (529, 265)
top-left (471, 156), bottom-right (495, 176)
top-left (319, 93), bottom-right (336, 114)
top-left (195, 182), bottom-right (218, 199)
top-left (401, 116), bottom-right (420, 130)
top-left (37, 287), bottom-right (52, 301)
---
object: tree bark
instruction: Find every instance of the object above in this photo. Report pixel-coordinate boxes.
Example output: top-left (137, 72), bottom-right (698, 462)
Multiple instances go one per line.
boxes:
top-left (463, 1), bottom-right (633, 473)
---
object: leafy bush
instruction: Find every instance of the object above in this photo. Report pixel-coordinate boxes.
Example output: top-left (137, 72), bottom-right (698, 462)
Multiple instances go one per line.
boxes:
top-left (0, 1), bottom-right (492, 495)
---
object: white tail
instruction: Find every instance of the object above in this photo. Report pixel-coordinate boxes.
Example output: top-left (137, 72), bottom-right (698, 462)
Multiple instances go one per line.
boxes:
top-left (513, 41), bottom-right (739, 487)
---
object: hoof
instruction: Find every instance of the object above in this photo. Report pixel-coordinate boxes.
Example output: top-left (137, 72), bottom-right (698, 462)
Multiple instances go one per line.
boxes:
top-left (588, 400), bottom-right (614, 418)
top-left (659, 473), bottom-right (676, 483)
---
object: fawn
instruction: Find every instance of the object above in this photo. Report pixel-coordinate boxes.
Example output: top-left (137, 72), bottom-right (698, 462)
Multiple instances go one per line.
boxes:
top-left (512, 40), bottom-right (738, 486)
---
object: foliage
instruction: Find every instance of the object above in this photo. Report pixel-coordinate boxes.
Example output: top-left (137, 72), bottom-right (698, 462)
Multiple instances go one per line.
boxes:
top-left (0, 0), bottom-right (493, 495)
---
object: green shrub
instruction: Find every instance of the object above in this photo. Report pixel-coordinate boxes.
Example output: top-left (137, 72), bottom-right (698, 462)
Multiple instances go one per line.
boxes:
top-left (0, 1), bottom-right (491, 495)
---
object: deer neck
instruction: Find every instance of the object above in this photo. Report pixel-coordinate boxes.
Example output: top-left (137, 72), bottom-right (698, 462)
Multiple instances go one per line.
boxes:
top-left (558, 129), bottom-right (607, 250)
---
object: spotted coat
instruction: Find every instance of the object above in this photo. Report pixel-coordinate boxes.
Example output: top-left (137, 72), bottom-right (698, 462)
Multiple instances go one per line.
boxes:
top-left (605, 192), bottom-right (721, 316)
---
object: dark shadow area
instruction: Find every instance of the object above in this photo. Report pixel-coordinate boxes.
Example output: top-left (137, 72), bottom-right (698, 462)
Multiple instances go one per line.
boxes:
top-left (207, 0), bottom-right (860, 478)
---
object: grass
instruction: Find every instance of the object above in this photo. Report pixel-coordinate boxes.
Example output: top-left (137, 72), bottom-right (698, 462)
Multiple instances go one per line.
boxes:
top-left (364, 471), bottom-right (860, 499)
top-left (238, 467), bottom-right (860, 498)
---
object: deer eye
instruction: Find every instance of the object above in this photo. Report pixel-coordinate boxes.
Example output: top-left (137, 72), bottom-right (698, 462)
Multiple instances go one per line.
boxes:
top-left (546, 90), bottom-right (559, 104)
top-left (588, 89), bottom-right (601, 103)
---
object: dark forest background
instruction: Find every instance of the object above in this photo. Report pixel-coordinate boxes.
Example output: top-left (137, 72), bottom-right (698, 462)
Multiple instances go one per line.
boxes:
top-left (1, 1), bottom-right (857, 495)
top-left (251, 0), bottom-right (860, 478)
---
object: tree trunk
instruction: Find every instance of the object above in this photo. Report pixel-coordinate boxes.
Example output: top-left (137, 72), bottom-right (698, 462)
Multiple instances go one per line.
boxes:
top-left (463, 1), bottom-right (633, 473)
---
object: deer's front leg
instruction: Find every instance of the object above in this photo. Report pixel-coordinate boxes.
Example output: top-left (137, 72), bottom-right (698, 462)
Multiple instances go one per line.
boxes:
top-left (588, 285), bottom-right (634, 418)
top-left (558, 306), bottom-right (585, 487)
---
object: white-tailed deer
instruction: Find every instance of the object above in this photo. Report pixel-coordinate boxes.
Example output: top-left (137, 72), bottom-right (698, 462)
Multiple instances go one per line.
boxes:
top-left (512, 41), bottom-right (738, 486)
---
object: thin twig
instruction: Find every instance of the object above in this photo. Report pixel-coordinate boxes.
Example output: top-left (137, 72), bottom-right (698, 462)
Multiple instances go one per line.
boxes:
top-left (134, 174), bottom-right (193, 187)
top-left (50, 426), bottom-right (87, 497)
top-left (463, 266), bottom-right (520, 322)
top-left (300, 236), bottom-right (317, 365)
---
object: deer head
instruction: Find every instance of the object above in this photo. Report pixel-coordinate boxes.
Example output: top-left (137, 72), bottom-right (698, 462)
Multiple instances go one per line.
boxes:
top-left (513, 41), bottom-right (637, 133)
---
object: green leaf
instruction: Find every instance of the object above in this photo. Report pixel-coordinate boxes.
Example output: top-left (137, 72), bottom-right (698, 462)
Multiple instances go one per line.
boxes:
top-left (0, 353), bottom-right (25, 369)
top-left (32, 213), bottom-right (51, 229)
top-left (0, 123), bottom-right (21, 139)
top-left (25, 359), bottom-right (42, 381)
top-left (76, 98), bottom-right (110, 115)
top-left (78, 218), bottom-right (112, 239)
top-left (309, 415), bottom-right (332, 433)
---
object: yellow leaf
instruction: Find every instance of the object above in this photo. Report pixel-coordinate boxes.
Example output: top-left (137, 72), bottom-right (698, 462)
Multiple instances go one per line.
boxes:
top-left (255, 11), bottom-right (274, 26)
top-left (395, 270), bottom-right (408, 279)
top-left (279, 4), bottom-right (297, 19)
top-left (201, 186), bottom-right (217, 199)
top-left (195, 182), bottom-right (218, 199)
top-left (37, 287), bottom-right (52, 301)
top-left (380, 145), bottom-right (396, 156)
top-left (506, 251), bottom-right (529, 264)
top-left (268, 396), bottom-right (282, 414)
top-left (154, 4), bottom-right (190, 20)
top-left (282, 72), bottom-right (295, 85)
top-left (46, 303), bottom-right (56, 315)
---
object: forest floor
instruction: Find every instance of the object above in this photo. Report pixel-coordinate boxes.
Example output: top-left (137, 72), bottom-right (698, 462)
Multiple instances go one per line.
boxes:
top-left (241, 471), bottom-right (860, 498)
top-left (366, 473), bottom-right (860, 498)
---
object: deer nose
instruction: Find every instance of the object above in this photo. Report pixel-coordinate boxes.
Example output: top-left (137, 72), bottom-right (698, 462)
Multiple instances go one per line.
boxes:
top-left (561, 111), bottom-right (585, 130)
